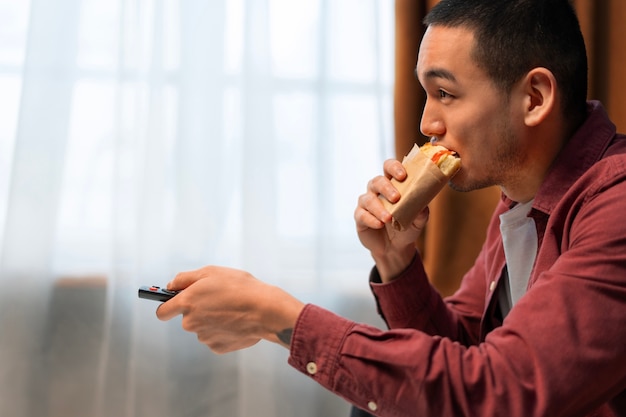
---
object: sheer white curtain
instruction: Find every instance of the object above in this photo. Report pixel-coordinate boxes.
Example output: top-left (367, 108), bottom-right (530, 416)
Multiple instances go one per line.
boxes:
top-left (0, 0), bottom-right (394, 416)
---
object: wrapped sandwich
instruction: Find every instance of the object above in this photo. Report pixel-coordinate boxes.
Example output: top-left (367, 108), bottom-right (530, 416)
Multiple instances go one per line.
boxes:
top-left (381, 142), bottom-right (461, 231)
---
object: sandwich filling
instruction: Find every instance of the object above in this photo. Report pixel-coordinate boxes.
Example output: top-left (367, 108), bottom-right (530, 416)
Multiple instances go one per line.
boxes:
top-left (419, 143), bottom-right (461, 177)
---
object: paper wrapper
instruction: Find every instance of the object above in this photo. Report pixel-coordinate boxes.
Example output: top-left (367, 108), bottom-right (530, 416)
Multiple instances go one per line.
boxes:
top-left (380, 144), bottom-right (449, 231)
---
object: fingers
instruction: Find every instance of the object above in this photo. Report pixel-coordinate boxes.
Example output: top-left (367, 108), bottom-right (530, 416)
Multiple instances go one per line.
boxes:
top-left (355, 159), bottom-right (406, 229)
top-left (195, 331), bottom-right (261, 354)
top-left (371, 159), bottom-right (406, 203)
top-left (355, 193), bottom-right (390, 231)
top-left (157, 268), bottom-right (210, 321)
top-left (383, 158), bottom-right (406, 181)
top-left (167, 270), bottom-right (199, 291)
top-left (157, 296), bottom-right (262, 354)
top-left (368, 176), bottom-right (399, 204)
top-left (156, 293), bottom-right (187, 321)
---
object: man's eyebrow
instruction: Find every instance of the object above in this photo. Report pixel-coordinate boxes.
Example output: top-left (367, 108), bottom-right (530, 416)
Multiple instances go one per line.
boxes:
top-left (414, 67), bottom-right (457, 83)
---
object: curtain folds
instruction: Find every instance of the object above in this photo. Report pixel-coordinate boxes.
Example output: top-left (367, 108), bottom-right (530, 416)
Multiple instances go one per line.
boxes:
top-left (575, 0), bottom-right (626, 132)
top-left (0, 1), bottom-right (394, 416)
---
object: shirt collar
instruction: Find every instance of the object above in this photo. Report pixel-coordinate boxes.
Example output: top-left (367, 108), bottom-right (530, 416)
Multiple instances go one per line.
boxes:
top-left (504, 101), bottom-right (617, 215)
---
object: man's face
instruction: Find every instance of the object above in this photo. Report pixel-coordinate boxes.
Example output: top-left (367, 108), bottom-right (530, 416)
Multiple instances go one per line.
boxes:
top-left (416, 25), bottom-right (526, 193)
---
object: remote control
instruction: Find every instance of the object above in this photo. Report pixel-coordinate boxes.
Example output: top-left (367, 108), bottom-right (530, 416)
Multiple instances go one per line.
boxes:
top-left (138, 285), bottom-right (180, 302)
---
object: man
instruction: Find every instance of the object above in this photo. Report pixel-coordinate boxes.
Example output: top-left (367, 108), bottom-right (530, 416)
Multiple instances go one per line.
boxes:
top-left (157, 0), bottom-right (626, 415)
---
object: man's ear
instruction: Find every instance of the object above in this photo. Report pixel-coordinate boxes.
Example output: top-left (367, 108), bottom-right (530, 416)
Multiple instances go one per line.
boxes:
top-left (520, 67), bottom-right (557, 127)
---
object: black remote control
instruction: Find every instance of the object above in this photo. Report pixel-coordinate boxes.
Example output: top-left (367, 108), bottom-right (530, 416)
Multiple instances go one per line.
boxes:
top-left (138, 285), bottom-right (180, 302)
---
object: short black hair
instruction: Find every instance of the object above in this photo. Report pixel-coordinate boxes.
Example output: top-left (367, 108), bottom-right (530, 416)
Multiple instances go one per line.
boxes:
top-left (424, 0), bottom-right (588, 123)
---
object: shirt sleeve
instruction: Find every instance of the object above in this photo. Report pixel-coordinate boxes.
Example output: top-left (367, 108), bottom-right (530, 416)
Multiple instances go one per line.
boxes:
top-left (286, 254), bottom-right (499, 417)
top-left (368, 252), bottom-right (483, 345)
top-left (288, 303), bottom-right (517, 417)
top-left (287, 160), bottom-right (626, 417)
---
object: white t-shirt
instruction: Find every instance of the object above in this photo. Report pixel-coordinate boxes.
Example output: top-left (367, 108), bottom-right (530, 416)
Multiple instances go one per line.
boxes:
top-left (497, 199), bottom-right (537, 318)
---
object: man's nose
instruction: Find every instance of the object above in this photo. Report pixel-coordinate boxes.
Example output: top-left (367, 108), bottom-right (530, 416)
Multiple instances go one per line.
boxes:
top-left (420, 100), bottom-right (445, 138)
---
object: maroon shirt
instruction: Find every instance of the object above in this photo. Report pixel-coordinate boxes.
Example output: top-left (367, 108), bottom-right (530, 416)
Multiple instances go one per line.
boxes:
top-left (288, 101), bottom-right (626, 417)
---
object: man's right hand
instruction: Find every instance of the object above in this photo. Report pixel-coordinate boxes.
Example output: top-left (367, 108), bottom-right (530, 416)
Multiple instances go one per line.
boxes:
top-left (354, 158), bottom-right (428, 282)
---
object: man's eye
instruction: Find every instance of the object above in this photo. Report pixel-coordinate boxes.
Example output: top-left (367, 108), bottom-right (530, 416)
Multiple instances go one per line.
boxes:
top-left (439, 89), bottom-right (451, 98)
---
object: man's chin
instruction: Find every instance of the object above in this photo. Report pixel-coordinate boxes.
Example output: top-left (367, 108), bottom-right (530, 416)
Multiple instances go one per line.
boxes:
top-left (448, 175), bottom-right (494, 193)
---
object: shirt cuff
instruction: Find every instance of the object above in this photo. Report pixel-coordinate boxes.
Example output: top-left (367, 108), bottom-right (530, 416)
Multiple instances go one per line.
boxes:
top-left (288, 304), bottom-right (355, 389)
top-left (369, 253), bottom-right (433, 325)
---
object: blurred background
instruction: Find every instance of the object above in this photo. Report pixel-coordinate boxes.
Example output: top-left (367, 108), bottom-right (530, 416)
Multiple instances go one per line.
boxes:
top-left (0, 1), bottom-right (623, 416)
top-left (0, 0), bottom-right (393, 416)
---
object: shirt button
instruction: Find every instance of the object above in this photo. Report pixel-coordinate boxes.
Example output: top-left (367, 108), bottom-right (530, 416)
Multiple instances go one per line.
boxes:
top-left (489, 280), bottom-right (497, 292)
top-left (368, 401), bottom-right (378, 412)
top-left (306, 362), bottom-right (318, 375)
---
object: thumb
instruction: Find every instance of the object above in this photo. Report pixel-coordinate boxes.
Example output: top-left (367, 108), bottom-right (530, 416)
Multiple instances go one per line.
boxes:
top-left (412, 205), bottom-right (430, 228)
top-left (386, 206), bottom-right (429, 246)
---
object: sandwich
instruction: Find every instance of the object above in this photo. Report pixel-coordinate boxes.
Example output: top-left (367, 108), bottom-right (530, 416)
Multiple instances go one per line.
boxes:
top-left (380, 141), bottom-right (461, 231)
